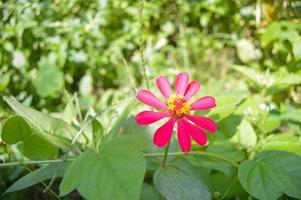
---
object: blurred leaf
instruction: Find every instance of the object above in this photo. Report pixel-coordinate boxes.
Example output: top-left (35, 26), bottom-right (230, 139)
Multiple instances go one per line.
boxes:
top-left (236, 39), bottom-right (261, 63)
top-left (293, 40), bottom-right (301, 61)
top-left (0, 73), bottom-right (10, 92)
top-left (140, 183), bottom-right (160, 200)
top-left (33, 65), bottom-right (64, 97)
top-left (258, 115), bottom-right (281, 134)
top-left (5, 163), bottom-right (69, 194)
top-left (231, 119), bottom-right (257, 150)
top-left (238, 151), bottom-right (301, 200)
top-left (261, 22), bottom-right (282, 47)
top-left (91, 118), bottom-right (104, 148)
top-left (59, 134), bottom-right (148, 200)
top-left (206, 95), bottom-right (244, 122)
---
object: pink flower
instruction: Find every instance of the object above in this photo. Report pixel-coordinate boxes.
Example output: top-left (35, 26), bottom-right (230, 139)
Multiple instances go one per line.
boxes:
top-left (135, 72), bottom-right (217, 152)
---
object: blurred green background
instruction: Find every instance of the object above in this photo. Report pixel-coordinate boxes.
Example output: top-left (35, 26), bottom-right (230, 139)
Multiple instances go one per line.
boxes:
top-left (1, 0), bottom-right (300, 111)
top-left (1, 0), bottom-right (301, 199)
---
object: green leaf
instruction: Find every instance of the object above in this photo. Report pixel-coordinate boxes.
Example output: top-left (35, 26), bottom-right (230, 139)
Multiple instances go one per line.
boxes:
top-left (1, 116), bottom-right (70, 159)
top-left (206, 95), bottom-right (244, 122)
top-left (293, 40), bottom-right (301, 61)
top-left (261, 22), bottom-right (282, 47)
top-left (33, 65), bottom-right (64, 97)
top-left (238, 151), bottom-right (301, 200)
top-left (107, 98), bottom-right (138, 138)
top-left (5, 163), bottom-right (69, 193)
top-left (140, 183), bottom-right (160, 200)
top-left (262, 142), bottom-right (301, 156)
top-left (2, 95), bottom-right (76, 139)
top-left (231, 119), bottom-right (257, 150)
top-left (59, 134), bottom-right (148, 200)
top-left (91, 118), bottom-right (104, 148)
top-left (207, 141), bottom-right (245, 162)
top-left (154, 165), bottom-right (211, 200)
top-left (258, 115), bottom-right (281, 134)
top-left (0, 73), bottom-right (10, 92)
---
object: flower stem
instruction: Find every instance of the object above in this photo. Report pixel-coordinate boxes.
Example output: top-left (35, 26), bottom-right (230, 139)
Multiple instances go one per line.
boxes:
top-left (161, 141), bottom-right (171, 167)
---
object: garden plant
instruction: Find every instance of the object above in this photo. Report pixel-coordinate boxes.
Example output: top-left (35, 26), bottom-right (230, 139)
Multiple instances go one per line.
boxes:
top-left (1, 0), bottom-right (301, 200)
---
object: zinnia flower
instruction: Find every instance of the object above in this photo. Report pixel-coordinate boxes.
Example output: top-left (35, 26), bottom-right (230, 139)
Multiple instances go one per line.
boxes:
top-left (135, 72), bottom-right (217, 152)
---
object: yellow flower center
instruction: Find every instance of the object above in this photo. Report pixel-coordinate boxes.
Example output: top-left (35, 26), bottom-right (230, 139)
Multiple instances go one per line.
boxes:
top-left (167, 94), bottom-right (191, 119)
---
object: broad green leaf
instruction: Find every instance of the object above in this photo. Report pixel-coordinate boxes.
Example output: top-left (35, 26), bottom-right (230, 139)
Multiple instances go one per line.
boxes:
top-left (231, 119), bottom-right (257, 150)
top-left (154, 165), bottom-right (211, 200)
top-left (59, 134), bottom-right (149, 200)
top-left (1, 116), bottom-right (70, 159)
top-left (238, 151), bottom-right (301, 200)
top-left (282, 108), bottom-right (301, 123)
top-left (2, 95), bottom-right (76, 139)
top-left (140, 183), bottom-right (160, 200)
top-left (5, 163), bottom-right (69, 193)
top-left (207, 141), bottom-right (245, 162)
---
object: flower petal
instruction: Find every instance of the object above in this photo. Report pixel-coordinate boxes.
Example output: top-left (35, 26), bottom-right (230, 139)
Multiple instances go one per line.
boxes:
top-left (135, 111), bottom-right (169, 125)
top-left (156, 76), bottom-right (172, 99)
top-left (153, 118), bottom-right (175, 147)
top-left (190, 96), bottom-right (216, 110)
top-left (175, 72), bottom-right (189, 95)
top-left (185, 115), bottom-right (217, 132)
top-left (136, 90), bottom-right (168, 110)
top-left (184, 80), bottom-right (201, 101)
top-left (177, 119), bottom-right (191, 152)
top-left (181, 119), bottom-right (208, 146)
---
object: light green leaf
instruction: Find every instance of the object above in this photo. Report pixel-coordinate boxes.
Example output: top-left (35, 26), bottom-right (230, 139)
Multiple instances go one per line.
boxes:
top-left (293, 40), bottom-right (301, 61)
top-left (262, 142), bottom-right (301, 156)
top-left (261, 22), bottom-right (282, 47)
top-left (2, 95), bottom-right (76, 139)
top-left (258, 115), bottom-right (281, 134)
top-left (206, 95), bottom-right (244, 122)
top-left (59, 134), bottom-right (149, 200)
top-left (33, 65), bottom-right (64, 97)
top-left (5, 163), bottom-right (69, 193)
top-left (231, 119), bottom-right (257, 150)
top-left (0, 73), bottom-right (10, 92)
top-left (154, 165), bottom-right (211, 200)
top-left (238, 151), bottom-right (301, 200)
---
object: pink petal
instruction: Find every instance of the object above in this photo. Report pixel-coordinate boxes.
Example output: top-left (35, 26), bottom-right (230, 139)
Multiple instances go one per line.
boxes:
top-left (190, 96), bottom-right (216, 110)
top-left (184, 80), bottom-right (201, 101)
top-left (156, 76), bottom-right (172, 99)
top-left (175, 72), bottom-right (189, 95)
top-left (136, 90), bottom-right (168, 110)
top-left (181, 119), bottom-right (208, 146)
top-left (153, 118), bottom-right (175, 147)
top-left (177, 119), bottom-right (191, 152)
top-left (185, 115), bottom-right (217, 132)
top-left (135, 111), bottom-right (169, 125)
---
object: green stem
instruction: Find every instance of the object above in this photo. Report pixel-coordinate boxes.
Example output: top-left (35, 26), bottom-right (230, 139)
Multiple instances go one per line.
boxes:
top-left (161, 141), bottom-right (171, 167)
top-left (0, 151), bottom-right (239, 168)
